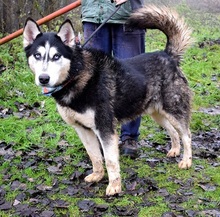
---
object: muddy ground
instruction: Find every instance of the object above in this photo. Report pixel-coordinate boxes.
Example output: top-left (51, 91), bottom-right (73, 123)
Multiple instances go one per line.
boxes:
top-left (0, 102), bottom-right (219, 217)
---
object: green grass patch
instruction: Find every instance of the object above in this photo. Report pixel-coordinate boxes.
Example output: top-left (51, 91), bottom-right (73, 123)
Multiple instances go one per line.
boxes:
top-left (0, 4), bottom-right (219, 216)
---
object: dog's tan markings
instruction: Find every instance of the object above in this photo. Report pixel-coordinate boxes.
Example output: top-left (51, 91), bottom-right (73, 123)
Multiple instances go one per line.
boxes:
top-left (62, 51), bottom-right (95, 104)
top-left (57, 104), bottom-right (105, 181)
top-left (56, 104), bottom-right (95, 129)
top-left (95, 133), bottom-right (121, 195)
top-left (76, 127), bottom-right (105, 182)
top-left (106, 177), bottom-right (121, 196)
top-left (84, 161), bottom-right (105, 183)
top-left (74, 126), bottom-right (105, 183)
top-left (151, 111), bottom-right (181, 157)
top-left (74, 70), bottom-right (93, 91)
top-left (178, 131), bottom-right (192, 169)
top-left (63, 69), bottom-right (92, 104)
top-left (159, 110), bottom-right (192, 169)
top-left (75, 51), bottom-right (94, 88)
top-left (167, 147), bottom-right (180, 158)
top-left (58, 103), bottom-right (121, 194)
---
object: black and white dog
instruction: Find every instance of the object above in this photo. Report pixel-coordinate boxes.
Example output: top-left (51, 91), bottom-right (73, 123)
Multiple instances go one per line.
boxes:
top-left (23, 5), bottom-right (193, 195)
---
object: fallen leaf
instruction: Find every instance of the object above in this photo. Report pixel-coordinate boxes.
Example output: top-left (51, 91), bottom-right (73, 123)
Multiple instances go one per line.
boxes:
top-left (77, 199), bottom-right (95, 212)
top-left (198, 184), bottom-right (216, 192)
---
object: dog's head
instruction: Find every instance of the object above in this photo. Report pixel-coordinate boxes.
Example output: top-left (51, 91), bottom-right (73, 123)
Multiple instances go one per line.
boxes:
top-left (23, 18), bottom-right (76, 90)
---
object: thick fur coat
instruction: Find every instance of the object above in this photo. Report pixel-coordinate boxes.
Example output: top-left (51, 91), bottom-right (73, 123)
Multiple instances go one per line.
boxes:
top-left (23, 5), bottom-right (193, 195)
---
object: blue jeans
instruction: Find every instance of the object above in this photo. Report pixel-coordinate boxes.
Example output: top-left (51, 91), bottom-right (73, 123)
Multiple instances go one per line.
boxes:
top-left (83, 22), bottom-right (145, 141)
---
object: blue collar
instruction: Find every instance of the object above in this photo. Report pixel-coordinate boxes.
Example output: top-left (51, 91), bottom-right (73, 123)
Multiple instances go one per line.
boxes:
top-left (42, 85), bottom-right (63, 96)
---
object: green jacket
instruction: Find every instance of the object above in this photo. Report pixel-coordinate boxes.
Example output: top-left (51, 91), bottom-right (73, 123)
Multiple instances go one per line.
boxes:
top-left (81, 0), bottom-right (144, 24)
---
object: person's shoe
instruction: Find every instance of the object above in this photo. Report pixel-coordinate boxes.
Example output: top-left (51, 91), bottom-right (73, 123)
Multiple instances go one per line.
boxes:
top-left (120, 139), bottom-right (138, 159)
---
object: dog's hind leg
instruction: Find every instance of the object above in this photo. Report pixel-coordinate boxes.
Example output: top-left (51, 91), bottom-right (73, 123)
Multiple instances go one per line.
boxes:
top-left (159, 110), bottom-right (192, 169)
top-left (178, 128), bottom-right (192, 169)
top-left (151, 111), bottom-right (181, 157)
top-left (74, 125), bottom-right (105, 183)
top-left (96, 131), bottom-right (121, 196)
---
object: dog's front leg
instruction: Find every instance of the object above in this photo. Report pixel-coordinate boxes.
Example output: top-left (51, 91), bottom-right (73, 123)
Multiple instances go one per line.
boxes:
top-left (96, 131), bottom-right (121, 196)
top-left (74, 125), bottom-right (105, 183)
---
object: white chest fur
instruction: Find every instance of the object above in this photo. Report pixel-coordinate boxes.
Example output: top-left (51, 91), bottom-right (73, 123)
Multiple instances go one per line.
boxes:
top-left (56, 104), bottom-right (96, 129)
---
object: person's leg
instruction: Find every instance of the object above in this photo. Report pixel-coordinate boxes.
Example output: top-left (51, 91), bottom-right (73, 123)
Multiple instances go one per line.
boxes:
top-left (120, 118), bottom-right (141, 141)
top-left (83, 22), bottom-right (112, 54)
top-left (112, 24), bottom-right (145, 157)
top-left (112, 24), bottom-right (145, 59)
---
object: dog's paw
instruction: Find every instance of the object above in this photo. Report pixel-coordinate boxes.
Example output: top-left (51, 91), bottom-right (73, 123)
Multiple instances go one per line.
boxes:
top-left (167, 147), bottom-right (180, 157)
top-left (178, 159), bottom-right (192, 169)
top-left (84, 171), bottom-right (104, 183)
top-left (106, 178), bottom-right (122, 196)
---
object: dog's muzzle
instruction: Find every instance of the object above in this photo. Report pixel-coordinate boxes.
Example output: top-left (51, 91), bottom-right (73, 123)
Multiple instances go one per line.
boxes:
top-left (38, 73), bottom-right (63, 96)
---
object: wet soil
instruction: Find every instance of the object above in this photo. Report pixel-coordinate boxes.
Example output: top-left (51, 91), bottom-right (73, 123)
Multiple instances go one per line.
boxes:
top-left (0, 102), bottom-right (219, 216)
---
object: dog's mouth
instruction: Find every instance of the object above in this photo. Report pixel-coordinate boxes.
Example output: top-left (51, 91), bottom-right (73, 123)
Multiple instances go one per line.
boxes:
top-left (41, 86), bottom-right (63, 96)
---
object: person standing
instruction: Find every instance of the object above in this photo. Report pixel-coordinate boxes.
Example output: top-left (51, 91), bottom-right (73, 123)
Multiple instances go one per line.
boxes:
top-left (81, 0), bottom-right (145, 158)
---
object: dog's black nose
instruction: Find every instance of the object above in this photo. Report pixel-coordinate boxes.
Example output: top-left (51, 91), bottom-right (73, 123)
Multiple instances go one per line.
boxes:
top-left (39, 74), bottom-right (50, 85)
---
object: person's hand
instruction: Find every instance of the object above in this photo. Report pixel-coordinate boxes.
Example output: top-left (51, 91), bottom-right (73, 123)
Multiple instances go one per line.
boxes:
top-left (111, 0), bottom-right (128, 6)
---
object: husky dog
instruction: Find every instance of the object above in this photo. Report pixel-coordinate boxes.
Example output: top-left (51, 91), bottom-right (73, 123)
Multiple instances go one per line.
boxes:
top-left (23, 5), bottom-right (193, 196)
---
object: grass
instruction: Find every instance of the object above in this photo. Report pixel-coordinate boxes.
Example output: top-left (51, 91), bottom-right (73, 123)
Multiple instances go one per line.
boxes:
top-left (0, 3), bottom-right (220, 217)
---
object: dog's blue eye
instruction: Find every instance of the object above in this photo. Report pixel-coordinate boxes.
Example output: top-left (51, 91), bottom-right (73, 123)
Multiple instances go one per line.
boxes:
top-left (34, 53), bottom-right (41, 60)
top-left (53, 54), bottom-right (61, 61)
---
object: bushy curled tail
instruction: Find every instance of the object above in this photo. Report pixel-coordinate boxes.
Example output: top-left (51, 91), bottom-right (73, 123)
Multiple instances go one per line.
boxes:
top-left (126, 5), bottom-right (192, 64)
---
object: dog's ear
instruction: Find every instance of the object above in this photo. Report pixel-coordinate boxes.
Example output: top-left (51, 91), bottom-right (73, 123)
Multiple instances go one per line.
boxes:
top-left (23, 18), bottom-right (41, 48)
top-left (57, 20), bottom-right (75, 47)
